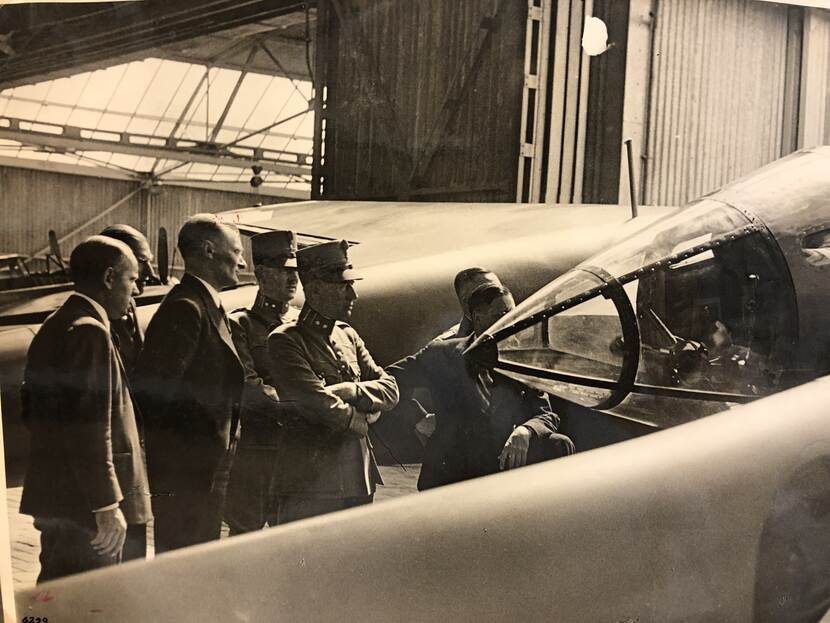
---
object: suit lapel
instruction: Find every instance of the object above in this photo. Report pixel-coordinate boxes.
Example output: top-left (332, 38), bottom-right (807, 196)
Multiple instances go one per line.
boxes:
top-left (181, 274), bottom-right (240, 362)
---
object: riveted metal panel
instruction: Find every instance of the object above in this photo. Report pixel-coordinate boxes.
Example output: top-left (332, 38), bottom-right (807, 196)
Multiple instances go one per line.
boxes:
top-left (645, 0), bottom-right (790, 206)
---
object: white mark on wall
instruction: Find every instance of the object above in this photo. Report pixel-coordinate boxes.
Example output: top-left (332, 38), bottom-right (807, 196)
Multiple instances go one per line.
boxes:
top-left (582, 16), bottom-right (609, 56)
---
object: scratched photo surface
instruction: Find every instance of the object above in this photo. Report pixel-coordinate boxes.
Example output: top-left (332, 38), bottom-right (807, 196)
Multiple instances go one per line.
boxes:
top-left (2, 0), bottom-right (830, 621)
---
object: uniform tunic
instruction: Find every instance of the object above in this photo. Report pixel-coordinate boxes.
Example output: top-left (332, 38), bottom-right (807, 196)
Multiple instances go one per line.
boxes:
top-left (268, 306), bottom-right (399, 506)
top-left (224, 294), bottom-right (297, 531)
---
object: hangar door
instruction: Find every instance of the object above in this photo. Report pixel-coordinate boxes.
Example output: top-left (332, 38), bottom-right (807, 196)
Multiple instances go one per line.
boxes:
top-left (644, 0), bottom-right (795, 206)
top-left (314, 0), bottom-right (526, 202)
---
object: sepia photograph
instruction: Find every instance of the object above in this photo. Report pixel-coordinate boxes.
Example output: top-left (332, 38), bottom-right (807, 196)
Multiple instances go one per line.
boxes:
top-left (0, 0), bottom-right (829, 620)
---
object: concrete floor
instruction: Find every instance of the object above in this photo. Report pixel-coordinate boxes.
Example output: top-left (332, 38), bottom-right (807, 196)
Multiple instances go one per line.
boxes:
top-left (7, 464), bottom-right (420, 590)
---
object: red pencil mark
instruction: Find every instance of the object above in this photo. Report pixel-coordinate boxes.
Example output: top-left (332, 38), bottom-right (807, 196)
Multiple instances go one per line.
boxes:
top-left (32, 590), bottom-right (55, 603)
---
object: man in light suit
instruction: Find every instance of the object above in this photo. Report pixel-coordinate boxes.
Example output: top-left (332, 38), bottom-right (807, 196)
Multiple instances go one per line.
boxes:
top-left (20, 236), bottom-right (152, 582)
top-left (135, 214), bottom-right (245, 553)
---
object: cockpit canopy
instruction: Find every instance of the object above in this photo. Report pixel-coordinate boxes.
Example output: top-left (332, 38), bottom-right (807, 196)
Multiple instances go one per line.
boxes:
top-left (468, 199), bottom-right (797, 426)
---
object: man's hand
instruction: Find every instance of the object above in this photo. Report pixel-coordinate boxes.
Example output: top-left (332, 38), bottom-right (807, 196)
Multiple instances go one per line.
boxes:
top-left (498, 426), bottom-right (532, 471)
top-left (347, 411), bottom-right (369, 437)
top-left (414, 412), bottom-right (436, 443)
top-left (90, 507), bottom-right (127, 558)
top-left (328, 382), bottom-right (358, 403)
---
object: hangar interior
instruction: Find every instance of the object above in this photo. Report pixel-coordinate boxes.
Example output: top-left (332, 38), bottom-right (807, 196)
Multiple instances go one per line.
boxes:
top-left (1, 0), bottom-right (830, 605)
top-left (0, 0), bottom-right (829, 279)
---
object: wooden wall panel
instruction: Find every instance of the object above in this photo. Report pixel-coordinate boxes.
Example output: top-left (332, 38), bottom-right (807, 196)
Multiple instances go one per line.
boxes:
top-left (0, 165), bottom-right (290, 272)
top-left (317, 0), bottom-right (526, 202)
top-left (0, 166), bottom-right (142, 259)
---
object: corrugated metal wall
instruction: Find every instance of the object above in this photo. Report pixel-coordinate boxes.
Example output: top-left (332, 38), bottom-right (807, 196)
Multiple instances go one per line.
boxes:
top-left (644, 0), bottom-right (791, 206)
top-left (799, 8), bottom-right (830, 147)
top-left (0, 165), bottom-right (283, 270)
top-left (317, 0), bottom-right (526, 202)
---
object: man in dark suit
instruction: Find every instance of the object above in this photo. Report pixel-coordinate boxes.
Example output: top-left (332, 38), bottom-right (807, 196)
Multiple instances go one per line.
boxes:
top-left (134, 214), bottom-right (245, 553)
top-left (435, 267), bottom-right (503, 340)
top-left (99, 224), bottom-right (156, 560)
top-left (225, 230), bottom-right (299, 534)
top-left (390, 284), bottom-right (574, 490)
top-left (268, 240), bottom-right (399, 524)
top-left (20, 236), bottom-right (152, 582)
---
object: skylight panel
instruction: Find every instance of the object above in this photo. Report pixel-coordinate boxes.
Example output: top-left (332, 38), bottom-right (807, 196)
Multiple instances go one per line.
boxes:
top-left (76, 67), bottom-right (124, 110)
top-left (35, 104), bottom-right (71, 126)
top-left (47, 73), bottom-right (92, 107)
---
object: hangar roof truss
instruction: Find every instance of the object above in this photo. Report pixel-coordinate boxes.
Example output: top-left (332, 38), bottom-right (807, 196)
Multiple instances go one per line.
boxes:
top-left (0, 56), bottom-right (314, 193)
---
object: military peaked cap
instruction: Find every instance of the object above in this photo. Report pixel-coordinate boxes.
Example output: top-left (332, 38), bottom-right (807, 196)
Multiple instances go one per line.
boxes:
top-left (251, 230), bottom-right (298, 268)
top-left (297, 240), bottom-right (361, 282)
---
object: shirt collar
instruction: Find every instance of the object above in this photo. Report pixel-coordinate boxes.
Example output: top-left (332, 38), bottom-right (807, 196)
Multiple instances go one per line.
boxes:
top-left (298, 304), bottom-right (336, 336)
top-left (72, 292), bottom-right (110, 330)
top-left (189, 273), bottom-right (222, 308)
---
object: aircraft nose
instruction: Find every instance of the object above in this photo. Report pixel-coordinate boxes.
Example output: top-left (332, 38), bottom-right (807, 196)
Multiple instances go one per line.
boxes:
top-left (463, 333), bottom-right (499, 369)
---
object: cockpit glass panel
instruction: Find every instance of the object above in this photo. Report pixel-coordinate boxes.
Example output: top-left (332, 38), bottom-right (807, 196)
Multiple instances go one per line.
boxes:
top-left (479, 200), bottom-right (797, 418)
top-left (484, 200), bottom-right (751, 340)
top-left (635, 229), bottom-right (792, 398)
top-left (495, 269), bottom-right (625, 407)
top-left (584, 199), bottom-right (752, 282)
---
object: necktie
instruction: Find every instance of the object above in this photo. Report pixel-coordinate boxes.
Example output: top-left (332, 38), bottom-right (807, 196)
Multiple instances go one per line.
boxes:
top-left (218, 304), bottom-right (232, 336)
top-left (126, 306), bottom-right (137, 339)
top-left (475, 367), bottom-right (494, 411)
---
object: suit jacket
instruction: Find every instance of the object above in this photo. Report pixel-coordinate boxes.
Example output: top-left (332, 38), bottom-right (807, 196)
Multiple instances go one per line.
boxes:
top-left (229, 296), bottom-right (298, 448)
top-left (389, 334), bottom-right (560, 490)
top-left (268, 306), bottom-right (399, 497)
top-left (19, 295), bottom-right (151, 525)
top-left (134, 273), bottom-right (244, 494)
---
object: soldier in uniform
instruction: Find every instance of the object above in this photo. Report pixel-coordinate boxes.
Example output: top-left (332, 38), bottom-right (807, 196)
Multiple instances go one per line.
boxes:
top-left (268, 240), bottom-right (399, 524)
top-left (225, 230), bottom-right (299, 535)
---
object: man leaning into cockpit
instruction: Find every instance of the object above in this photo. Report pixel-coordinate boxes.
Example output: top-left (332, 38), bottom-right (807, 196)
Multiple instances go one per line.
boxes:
top-left (389, 284), bottom-right (574, 490)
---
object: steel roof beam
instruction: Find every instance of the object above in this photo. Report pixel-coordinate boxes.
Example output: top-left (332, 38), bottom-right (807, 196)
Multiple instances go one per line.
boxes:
top-left (0, 1), bottom-right (309, 89)
top-left (0, 118), bottom-right (311, 177)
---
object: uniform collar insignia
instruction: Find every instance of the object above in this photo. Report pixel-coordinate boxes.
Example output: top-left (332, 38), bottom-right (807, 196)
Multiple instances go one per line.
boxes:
top-left (298, 304), bottom-right (335, 335)
top-left (253, 292), bottom-right (288, 324)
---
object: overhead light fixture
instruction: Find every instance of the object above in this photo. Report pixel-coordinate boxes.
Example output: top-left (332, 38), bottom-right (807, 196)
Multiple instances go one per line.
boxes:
top-left (250, 164), bottom-right (263, 188)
